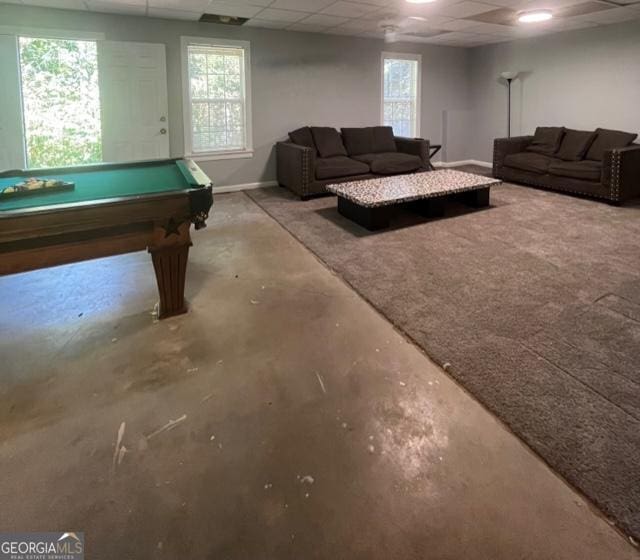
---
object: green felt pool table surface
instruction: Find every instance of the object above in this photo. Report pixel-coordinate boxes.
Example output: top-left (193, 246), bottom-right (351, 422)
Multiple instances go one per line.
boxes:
top-left (0, 159), bottom-right (202, 212)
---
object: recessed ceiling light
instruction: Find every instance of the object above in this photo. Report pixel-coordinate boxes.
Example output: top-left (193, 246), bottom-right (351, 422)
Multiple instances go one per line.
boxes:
top-left (408, 16), bottom-right (429, 21)
top-left (406, 0), bottom-right (437, 4)
top-left (518, 9), bottom-right (553, 23)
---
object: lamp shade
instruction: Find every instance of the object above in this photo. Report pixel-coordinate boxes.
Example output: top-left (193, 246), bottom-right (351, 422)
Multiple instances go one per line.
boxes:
top-left (500, 71), bottom-right (519, 80)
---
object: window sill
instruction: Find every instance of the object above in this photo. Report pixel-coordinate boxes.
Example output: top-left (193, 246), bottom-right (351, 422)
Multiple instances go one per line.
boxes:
top-left (187, 150), bottom-right (254, 162)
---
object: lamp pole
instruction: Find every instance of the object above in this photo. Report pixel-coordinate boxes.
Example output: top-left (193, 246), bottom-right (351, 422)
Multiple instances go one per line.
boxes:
top-left (500, 72), bottom-right (519, 138)
top-left (506, 77), bottom-right (513, 138)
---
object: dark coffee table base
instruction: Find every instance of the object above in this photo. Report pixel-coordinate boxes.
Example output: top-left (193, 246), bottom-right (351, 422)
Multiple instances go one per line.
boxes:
top-left (462, 187), bottom-right (490, 207)
top-left (337, 197), bottom-right (391, 230)
top-left (337, 186), bottom-right (491, 231)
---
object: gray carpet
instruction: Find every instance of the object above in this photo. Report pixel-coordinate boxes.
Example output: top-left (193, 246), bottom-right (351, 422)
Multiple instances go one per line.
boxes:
top-left (248, 169), bottom-right (640, 541)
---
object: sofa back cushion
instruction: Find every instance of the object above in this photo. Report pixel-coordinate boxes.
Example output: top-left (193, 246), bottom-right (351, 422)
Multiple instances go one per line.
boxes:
top-left (288, 127), bottom-right (316, 153)
top-left (311, 127), bottom-right (347, 158)
top-left (586, 128), bottom-right (638, 161)
top-left (341, 127), bottom-right (374, 156)
top-left (372, 126), bottom-right (397, 153)
top-left (556, 129), bottom-right (596, 161)
top-left (526, 126), bottom-right (565, 156)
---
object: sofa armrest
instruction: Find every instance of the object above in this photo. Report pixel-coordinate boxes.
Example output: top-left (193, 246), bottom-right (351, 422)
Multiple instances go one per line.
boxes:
top-left (395, 137), bottom-right (430, 167)
top-left (276, 142), bottom-right (316, 199)
top-left (602, 144), bottom-right (640, 203)
top-left (493, 136), bottom-right (534, 175)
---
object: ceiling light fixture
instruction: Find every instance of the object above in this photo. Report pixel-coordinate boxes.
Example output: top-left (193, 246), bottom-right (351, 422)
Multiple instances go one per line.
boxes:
top-left (517, 9), bottom-right (553, 23)
top-left (406, 0), bottom-right (437, 4)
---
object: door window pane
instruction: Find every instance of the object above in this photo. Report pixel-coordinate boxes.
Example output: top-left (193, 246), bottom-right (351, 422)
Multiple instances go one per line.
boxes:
top-left (19, 37), bottom-right (102, 168)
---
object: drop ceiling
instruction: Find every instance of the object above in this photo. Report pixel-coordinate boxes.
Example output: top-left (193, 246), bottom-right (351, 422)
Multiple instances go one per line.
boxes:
top-left (3, 0), bottom-right (640, 46)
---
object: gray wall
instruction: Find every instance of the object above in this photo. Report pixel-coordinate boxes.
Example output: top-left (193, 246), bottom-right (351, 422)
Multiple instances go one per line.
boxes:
top-left (0, 4), bottom-right (470, 187)
top-left (468, 21), bottom-right (640, 162)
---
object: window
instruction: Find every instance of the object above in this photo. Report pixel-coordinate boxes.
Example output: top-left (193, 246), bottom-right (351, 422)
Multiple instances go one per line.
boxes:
top-left (19, 37), bottom-right (102, 168)
top-left (381, 53), bottom-right (421, 138)
top-left (181, 37), bottom-right (252, 160)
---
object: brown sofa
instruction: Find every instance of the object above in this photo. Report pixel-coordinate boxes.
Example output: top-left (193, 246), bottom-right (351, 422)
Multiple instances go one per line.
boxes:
top-left (277, 126), bottom-right (430, 199)
top-left (493, 126), bottom-right (640, 203)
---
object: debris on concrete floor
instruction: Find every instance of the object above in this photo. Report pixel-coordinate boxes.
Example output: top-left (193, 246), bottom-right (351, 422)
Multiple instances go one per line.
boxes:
top-left (111, 421), bottom-right (126, 472)
top-left (145, 414), bottom-right (187, 441)
top-left (315, 372), bottom-right (327, 394)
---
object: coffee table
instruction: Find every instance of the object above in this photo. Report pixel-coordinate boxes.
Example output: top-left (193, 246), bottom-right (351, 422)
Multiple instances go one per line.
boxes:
top-left (326, 170), bottom-right (501, 230)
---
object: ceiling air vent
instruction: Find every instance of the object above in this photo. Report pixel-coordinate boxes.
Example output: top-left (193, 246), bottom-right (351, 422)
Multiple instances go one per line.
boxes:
top-left (199, 13), bottom-right (249, 25)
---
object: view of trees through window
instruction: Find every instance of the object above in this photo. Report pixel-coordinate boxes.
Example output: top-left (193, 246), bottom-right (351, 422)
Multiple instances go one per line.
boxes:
top-left (383, 57), bottom-right (419, 138)
top-left (188, 44), bottom-right (246, 153)
top-left (19, 37), bottom-right (102, 168)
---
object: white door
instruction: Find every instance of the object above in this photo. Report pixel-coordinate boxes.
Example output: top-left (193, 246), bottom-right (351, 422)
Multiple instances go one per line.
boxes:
top-left (0, 35), bottom-right (27, 171)
top-left (98, 41), bottom-right (169, 163)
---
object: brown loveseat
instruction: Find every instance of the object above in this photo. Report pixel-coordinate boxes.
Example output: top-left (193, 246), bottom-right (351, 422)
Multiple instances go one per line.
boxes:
top-left (277, 126), bottom-right (430, 199)
top-left (493, 126), bottom-right (640, 203)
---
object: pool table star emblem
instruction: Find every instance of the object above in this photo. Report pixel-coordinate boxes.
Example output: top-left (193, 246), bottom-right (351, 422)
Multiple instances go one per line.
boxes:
top-left (163, 217), bottom-right (182, 238)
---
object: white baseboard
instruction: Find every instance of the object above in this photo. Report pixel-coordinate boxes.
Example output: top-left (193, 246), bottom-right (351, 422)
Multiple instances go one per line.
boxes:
top-left (214, 180), bottom-right (278, 193)
top-left (433, 160), bottom-right (492, 169)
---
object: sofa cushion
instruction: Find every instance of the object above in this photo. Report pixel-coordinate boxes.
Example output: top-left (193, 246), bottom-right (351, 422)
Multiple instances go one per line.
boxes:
top-left (372, 126), bottom-right (397, 153)
top-left (315, 156), bottom-right (369, 180)
top-left (556, 129), bottom-right (596, 161)
top-left (503, 152), bottom-right (555, 174)
top-left (288, 126), bottom-right (316, 152)
top-left (526, 126), bottom-right (565, 156)
top-left (353, 152), bottom-right (422, 175)
top-left (341, 128), bottom-right (374, 156)
top-left (548, 160), bottom-right (602, 182)
top-left (311, 127), bottom-right (347, 158)
top-left (586, 128), bottom-right (638, 161)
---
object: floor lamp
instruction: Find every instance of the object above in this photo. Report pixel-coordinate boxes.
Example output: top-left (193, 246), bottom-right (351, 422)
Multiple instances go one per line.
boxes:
top-left (500, 71), bottom-right (519, 138)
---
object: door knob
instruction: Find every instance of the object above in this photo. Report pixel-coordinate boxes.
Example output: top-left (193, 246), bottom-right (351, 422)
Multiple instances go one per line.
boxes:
top-left (160, 128), bottom-right (167, 135)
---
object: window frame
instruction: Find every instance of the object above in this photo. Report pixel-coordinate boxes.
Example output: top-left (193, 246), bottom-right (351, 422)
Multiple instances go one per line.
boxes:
top-left (181, 36), bottom-right (253, 162)
top-left (380, 51), bottom-right (422, 138)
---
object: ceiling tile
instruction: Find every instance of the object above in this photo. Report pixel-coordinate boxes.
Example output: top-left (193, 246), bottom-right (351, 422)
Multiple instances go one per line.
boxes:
top-left (465, 21), bottom-right (519, 34)
top-left (148, 0), bottom-right (210, 10)
top-left (299, 13), bottom-right (350, 26)
top-left (580, 6), bottom-right (640, 23)
top-left (244, 18), bottom-right (290, 29)
top-left (288, 22), bottom-right (330, 32)
top-left (269, 0), bottom-right (335, 12)
top-left (320, 1), bottom-right (381, 18)
top-left (86, 0), bottom-right (147, 15)
top-left (206, 1), bottom-right (264, 18)
top-left (438, 1), bottom-right (502, 18)
top-left (148, 7), bottom-right (202, 20)
top-left (258, 7), bottom-right (309, 22)
top-left (438, 18), bottom-right (479, 30)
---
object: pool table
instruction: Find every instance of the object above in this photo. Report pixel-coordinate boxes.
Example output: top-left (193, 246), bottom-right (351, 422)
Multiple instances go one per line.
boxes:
top-left (0, 158), bottom-right (213, 319)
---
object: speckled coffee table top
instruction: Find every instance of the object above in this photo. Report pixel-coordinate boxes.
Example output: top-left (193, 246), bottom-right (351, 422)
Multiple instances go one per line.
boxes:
top-left (326, 170), bottom-right (501, 208)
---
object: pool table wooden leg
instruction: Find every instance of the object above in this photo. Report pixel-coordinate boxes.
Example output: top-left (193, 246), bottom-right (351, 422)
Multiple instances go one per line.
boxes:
top-left (149, 220), bottom-right (193, 319)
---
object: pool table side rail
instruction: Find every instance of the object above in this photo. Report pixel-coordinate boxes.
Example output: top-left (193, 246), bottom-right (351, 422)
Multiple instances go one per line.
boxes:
top-left (0, 157), bottom-right (185, 179)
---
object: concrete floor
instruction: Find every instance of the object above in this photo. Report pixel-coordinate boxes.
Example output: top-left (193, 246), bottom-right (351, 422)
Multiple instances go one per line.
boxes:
top-left (0, 192), bottom-right (636, 559)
